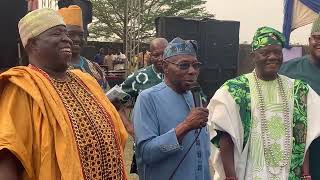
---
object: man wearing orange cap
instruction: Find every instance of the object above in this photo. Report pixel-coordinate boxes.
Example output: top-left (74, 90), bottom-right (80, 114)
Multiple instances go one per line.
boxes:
top-left (58, 5), bottom-right (108, 91)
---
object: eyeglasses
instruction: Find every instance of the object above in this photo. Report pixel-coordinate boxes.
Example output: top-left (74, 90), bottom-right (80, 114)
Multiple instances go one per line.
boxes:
top-left (165, 61), bottom-right (202, 70)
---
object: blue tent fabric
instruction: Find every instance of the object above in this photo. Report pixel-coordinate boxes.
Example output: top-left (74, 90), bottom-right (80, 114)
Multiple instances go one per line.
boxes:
top-left (283, 0), bottom-right (294, 48)
top-left (283, 0), bottom-right (320, 48)
top-left (300, 0), bottom-right (320, 12)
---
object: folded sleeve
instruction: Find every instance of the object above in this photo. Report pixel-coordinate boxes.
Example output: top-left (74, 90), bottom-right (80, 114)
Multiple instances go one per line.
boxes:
top-left (207, 88), bottom-right (244, 153)
top-left (306, 86), bottom-right (320, 151)
top-left (0, 83), bottom-right (34, 178)
top-left (133, 92), bottom-right (183, 165)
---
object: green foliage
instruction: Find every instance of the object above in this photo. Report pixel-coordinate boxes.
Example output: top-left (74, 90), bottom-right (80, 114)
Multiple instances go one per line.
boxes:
top-left (89, 0), bottom-right (213, 41)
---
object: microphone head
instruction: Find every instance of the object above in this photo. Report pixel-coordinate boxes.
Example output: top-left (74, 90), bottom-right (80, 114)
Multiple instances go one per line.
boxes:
top-left (190, 82), bottom-right (202, 107)
top-left (190, 82), bottom-right (201, 92)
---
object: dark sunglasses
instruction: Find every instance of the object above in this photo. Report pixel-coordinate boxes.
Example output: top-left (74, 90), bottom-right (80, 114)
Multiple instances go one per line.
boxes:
top-left (165, 61), bottom-right (202, 70)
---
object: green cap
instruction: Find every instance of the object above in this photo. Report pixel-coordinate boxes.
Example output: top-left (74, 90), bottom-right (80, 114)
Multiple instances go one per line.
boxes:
top-left (311, 15), bottom-right (320, 35)
top-left (251, 26), bottom-right (285, 51)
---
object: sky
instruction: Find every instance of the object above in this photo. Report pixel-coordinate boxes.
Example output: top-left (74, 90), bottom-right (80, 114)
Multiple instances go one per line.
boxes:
top-left (205, 0), bottom-right (311, 45)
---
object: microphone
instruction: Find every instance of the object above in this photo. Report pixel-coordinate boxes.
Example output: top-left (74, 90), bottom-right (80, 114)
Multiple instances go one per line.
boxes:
top-left (169, 82), bottom-right (204, 180)
top-left (190, 82), bottom-right (202, 107)
top-left (190, 82), bottom-right (206, 131)
top-left (169, 82), bottom-right (203, 179)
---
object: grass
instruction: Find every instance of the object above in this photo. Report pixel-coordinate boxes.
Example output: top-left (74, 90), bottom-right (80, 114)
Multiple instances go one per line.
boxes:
top-left (124, 137), bottom-right (139, 180)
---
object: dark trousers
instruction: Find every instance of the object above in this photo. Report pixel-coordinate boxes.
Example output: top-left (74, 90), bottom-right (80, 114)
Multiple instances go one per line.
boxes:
top-left (310, 138), bottom-right (320, 179)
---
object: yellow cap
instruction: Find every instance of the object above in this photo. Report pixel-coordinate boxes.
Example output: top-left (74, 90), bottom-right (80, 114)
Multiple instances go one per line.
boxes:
top-left (18, 8), bottom-right (66, 47)
top-left (58, 5), bottom-right (83, 28)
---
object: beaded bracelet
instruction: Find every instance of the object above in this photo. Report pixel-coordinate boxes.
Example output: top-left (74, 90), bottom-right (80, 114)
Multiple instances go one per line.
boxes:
top-left (301, 175), bottom-right (312, 180)
top-left (225, 177), bottom-right (238, 180)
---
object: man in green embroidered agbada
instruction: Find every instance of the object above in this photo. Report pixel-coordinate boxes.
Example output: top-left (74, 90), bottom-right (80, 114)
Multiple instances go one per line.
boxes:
top-left (208, 26), bottom-right (320, 180)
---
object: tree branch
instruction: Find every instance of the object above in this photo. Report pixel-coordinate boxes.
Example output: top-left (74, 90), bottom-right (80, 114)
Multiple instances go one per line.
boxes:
top-left (90, 0), bottom-right (214, 42)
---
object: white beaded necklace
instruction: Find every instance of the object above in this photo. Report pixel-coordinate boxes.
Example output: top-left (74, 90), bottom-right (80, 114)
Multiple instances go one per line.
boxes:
top-left (253, 71), bottom-right (292, 177)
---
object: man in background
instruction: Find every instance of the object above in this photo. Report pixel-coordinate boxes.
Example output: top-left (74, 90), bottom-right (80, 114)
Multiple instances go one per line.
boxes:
top-left (58, 5), bottom-right (108, 91)
top-left (118, 38), bottom-right (168, 136)
top-left (280, 15), bottom-right (320, 179)
top-left (104, 50), bottom-right (114, 71)
top-left (115, 38), bottom-right (168, 174)
top-left (121, 38), bottom-right (168, 104)
top-left (94, 47), bottom-right (105, 65)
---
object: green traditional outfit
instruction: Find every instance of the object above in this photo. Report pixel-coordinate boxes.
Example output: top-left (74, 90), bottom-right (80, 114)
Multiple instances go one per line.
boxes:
top-left (120, 64), bottom-right (163, 103)
top-left (208, 27), bottom-right (320, 180)
top-left (209, 73), bottom-right (320, 180)
top-left (280, 55), bottom-right (320, 95)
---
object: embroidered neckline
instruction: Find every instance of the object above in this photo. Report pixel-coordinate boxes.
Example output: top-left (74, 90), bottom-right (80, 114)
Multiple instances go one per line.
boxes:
top-left (28, 64), bottom-right (71, 83)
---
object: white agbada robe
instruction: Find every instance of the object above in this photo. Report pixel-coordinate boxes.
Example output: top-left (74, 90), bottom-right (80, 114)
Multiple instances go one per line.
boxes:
top-left (208, 73), bottom-right (320, 180)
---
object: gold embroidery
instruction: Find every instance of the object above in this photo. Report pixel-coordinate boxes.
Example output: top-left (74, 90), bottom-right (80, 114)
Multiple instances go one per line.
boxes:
top-left (51, 72), bottom-right (125, 180)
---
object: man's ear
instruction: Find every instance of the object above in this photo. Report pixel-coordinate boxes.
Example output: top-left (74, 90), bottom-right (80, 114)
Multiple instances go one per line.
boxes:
top-left (250, 51), bottom-right (257, 67)
top-left (309, 36), bottom-right (312, 45)
top-left (250, 51), bottom-right (255, 59)
top-left (163, 61), bottom-right (169, 74)
top-left (25, 38), bottom-right (38, 53)
top-left (250, 51), bottom-right (257, 61)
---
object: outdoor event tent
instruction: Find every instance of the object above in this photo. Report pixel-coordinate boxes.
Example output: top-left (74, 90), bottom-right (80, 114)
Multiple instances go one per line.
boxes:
top-left (283, 0), bottom-right (320, 47)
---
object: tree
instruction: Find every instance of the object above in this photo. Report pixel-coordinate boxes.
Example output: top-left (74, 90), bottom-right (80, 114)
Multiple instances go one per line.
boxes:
top-left (89, 0), bottom-right (213, 42)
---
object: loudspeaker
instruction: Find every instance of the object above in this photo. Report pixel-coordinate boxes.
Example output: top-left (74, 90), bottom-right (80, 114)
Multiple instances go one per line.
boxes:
top-left (0, 0), bottom-right (27, 69)
top-left (156, 17), bottom-right (200, 43)
top-left (156, 17), bottom-right (240, 98)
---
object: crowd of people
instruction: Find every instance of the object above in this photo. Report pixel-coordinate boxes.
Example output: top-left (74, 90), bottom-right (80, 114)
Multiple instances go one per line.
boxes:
top-left (1, 5), bottom-right (320, 180)
top-left (93, 47), bottom-right (151, 73)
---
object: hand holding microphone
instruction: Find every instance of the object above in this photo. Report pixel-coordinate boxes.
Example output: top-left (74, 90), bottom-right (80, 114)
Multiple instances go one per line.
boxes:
top-left (187, 82), bottom-right (208, 129)
top-left (184, 108), bottom-right (209, 130)
top-left (170, 82), bottom-right (208, 179)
